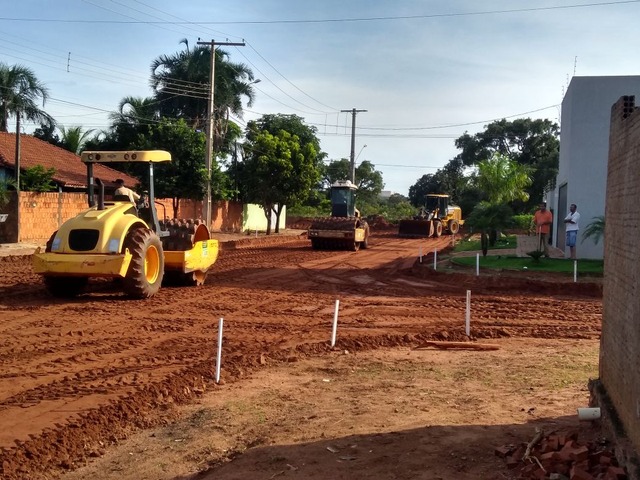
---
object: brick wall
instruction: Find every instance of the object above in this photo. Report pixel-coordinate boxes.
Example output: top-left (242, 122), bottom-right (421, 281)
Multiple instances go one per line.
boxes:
top-left (0, 192), bottom-right (244, 243)
top-left (601, 96), bottom-right (640, 453)
top-left (19, 192), bottom-right (89, 243)
top-left (152, 198), bottom-right (243, 232)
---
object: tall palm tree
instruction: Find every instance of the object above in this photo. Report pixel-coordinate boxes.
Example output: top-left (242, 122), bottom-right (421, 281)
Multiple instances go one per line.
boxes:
top-left (0, 62), bottom-right (54, 132)
top-left (150, 39), bottom-right (257, 141)
top-left (59, 125), bottom-right (95, 155)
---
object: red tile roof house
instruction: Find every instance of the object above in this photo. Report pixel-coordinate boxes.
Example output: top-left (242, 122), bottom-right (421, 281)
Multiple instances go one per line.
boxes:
top-left (0, 133), bottom-right (140, 243)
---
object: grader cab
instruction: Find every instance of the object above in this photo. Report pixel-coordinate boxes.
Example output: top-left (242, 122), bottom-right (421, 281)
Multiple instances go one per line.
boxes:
top-left (32, 150), bottom-right (219, 299)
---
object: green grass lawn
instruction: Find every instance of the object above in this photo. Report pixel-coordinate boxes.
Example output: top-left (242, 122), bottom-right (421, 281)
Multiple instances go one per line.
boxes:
top-left (454, 234), bottom-right (517, 252)
top-left (450, 255), bottom-right (604, 275)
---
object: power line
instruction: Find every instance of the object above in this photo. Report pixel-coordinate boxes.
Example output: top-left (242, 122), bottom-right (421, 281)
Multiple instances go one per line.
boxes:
top-left (244, 42), bottom-right (339, 113)
top-left (1, 1), bottom-right (637, 24)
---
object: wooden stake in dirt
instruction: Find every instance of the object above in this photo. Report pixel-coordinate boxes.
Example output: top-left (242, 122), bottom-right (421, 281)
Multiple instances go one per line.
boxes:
top-left (215, 317), bottom-right (224, 383)
top-left (465, 290), bottom-right (471, 336)
top-left (331, 299), bottom-right (340, 347)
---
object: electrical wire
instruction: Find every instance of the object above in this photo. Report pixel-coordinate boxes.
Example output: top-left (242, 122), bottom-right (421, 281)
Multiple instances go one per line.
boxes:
top-left (1, 1), bottom-right (637, 24)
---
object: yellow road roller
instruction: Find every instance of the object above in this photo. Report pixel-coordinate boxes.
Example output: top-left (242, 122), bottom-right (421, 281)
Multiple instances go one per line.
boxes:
top-left (32, 150), bottom-right (219, 298)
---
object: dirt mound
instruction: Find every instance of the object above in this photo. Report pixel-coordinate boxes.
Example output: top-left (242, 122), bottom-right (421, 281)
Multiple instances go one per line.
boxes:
top-left (366, 214), bottom-right (394, 229)
top-left (221, 232), bottom-right (307, 250)
top-left (286, 216), bottom-right (313, 230)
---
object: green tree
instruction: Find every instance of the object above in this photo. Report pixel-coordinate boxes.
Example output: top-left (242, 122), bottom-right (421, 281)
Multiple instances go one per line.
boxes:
top-left (109, 96), bottom-right (160, 126)
top-left (21, 165), bottom-right (56, 192)
top-left (33, 121), bottom-right (61, 146)
top-left (409, 158), bottom-right (466, 206)
top-left (582, 216), bottom-right (605, 245)
top-left (0, 178), bottom-right (16, 207)
top-left (240, 127), bottom-right (320, 234)
top-left (0, 63), bottom-right (54, 132)
top-left (379, 193), bottom-right (416, 221)
top-left (323, 158), bottom-right (384, 203)
top-left (475, 153), bottom-right (532, 205)
top-left (466, 153), bottom-right (531, 249)
top-left (455, 118), bottom-right (559, 212)
top-left (150, 39), bottom-right (257, 153)
top-left (85, 96), bottom-right (161, 152)
top-left (59, 126), bottom-right (95, 155)
top-left (130, 118), bottom-right (209, 217)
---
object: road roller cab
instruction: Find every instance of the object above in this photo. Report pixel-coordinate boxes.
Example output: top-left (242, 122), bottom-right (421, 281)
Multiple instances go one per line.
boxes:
top-left (32, 150), bottom-right (219, 299)
top-left (308, 180), bottom-right (370, 251)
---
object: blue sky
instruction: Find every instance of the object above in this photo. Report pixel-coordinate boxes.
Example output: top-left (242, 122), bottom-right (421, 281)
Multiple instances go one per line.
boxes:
top-left (2, 0), bottom-right (640, 196)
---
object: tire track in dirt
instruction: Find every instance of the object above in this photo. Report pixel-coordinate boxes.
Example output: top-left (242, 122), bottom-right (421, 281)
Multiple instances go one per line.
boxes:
top-left (0, 232), bottom-right (602, 479)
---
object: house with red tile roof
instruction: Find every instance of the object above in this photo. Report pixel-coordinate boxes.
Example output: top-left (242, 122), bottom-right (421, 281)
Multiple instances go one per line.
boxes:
top-left (0, 133), bottom-right (139, 190)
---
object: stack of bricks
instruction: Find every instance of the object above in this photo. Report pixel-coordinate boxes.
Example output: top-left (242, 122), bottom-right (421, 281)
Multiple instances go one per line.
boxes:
top-left (495, 430), bottom-right (627, 479)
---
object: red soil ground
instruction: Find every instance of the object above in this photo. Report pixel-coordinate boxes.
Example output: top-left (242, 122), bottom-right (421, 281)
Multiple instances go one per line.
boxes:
top-left (0, 229), bottom-right (603, 479)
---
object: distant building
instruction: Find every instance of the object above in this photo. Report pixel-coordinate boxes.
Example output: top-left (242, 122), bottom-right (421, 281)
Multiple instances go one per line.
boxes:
top-left (547, 76), bottom-right (640, 259)
top-left (378, 190), bottom-right (397, 200)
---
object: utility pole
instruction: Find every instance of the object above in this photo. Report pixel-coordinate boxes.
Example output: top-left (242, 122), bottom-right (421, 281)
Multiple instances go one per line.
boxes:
top-left (14, 112), bottom-right (21, 242)
top-left (340, 108), bottom-right (367, 184)
top-left (197, 39), bottom-right (245, 228)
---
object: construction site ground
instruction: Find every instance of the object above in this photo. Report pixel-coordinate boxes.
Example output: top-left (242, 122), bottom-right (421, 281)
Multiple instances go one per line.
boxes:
top-left (0, 228), bottom-right (606, 479)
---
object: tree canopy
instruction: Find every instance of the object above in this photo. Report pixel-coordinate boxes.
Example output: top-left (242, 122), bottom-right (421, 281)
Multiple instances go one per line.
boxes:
top-left (475, 153), bottom-right (532, 205)
top-left (0, 62), bottom-right (53, 132)
top-left (129, 119), bottom-right (210, 216)
top-left (150, 39), bottom-right (257, 151)
top-left (240, 115), bottom-right (322, 233)
top-left (454, 118), bottom-right (559, 211)
top-left (323, 158), bottom-right (384, 203)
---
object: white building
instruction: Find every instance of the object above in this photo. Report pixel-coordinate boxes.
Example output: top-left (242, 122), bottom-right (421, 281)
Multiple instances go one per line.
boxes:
top-left (548, 76), bottom-right (640, 259)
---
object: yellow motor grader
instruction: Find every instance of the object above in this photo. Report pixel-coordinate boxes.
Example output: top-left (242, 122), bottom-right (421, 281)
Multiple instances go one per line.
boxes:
top-left (308, 180), bottom-right (370, 251)
top-left (32, 150), bottom-right (219, 299)
top-left (398, 194), bottom-right (464, 238)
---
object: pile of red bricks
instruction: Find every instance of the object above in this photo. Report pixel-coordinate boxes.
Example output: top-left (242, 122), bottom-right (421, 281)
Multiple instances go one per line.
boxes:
top-left (495, 431), bottom-right (627, 479)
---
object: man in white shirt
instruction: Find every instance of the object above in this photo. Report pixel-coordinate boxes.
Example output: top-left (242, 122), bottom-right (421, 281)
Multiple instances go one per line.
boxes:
top-left (564, 203), bottom-right (580, 260)
top-left (114, 179), bottom-right (140, 204)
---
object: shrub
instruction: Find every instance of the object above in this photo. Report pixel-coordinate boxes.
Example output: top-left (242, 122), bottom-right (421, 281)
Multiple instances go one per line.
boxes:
top-left (512, 214), bottom-right (533, 230)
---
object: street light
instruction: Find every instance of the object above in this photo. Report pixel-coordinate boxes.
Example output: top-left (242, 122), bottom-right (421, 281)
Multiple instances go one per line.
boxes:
top-left (356, 144), bottom-right (367, 163)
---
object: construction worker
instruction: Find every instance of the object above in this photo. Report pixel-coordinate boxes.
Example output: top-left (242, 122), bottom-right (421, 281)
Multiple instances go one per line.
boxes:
top-left (114, 179), bottom-right (140, 203)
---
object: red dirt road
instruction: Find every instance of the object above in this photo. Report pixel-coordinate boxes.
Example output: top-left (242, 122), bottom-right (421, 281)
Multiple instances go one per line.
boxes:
top-left (0, 232), bottom-right (602, 479)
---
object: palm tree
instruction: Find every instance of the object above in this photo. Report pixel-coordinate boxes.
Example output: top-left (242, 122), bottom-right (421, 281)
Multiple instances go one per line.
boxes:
top-left (582, 215), bottom-right (605, 245)
top-left (150, 39), bottom-right (257, 142)
top-left (59, 125), bottom-right (95, 155)
top-left (109, 96), bottom-right (160, 127)
top-left (0, 62), bottom-right (54, 132)
top-left (470, 153), bottom-right (532, 249)
top-left (476, 153), bottom-right (532, 205)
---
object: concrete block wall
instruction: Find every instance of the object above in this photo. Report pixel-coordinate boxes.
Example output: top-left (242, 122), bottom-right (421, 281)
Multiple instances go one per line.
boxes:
top-left (601, 95), bottom-right (640, 453)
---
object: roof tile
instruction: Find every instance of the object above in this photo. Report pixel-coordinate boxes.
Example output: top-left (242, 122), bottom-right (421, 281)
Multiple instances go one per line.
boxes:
top-left (0, 133), bottom-right (140, 189)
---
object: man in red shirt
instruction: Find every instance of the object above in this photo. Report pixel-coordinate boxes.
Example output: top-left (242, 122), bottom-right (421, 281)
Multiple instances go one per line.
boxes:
top-left (533, 202), bottom-right (553, 257)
